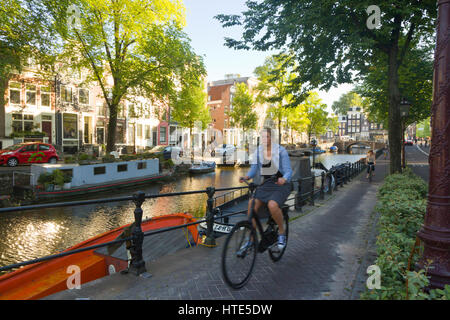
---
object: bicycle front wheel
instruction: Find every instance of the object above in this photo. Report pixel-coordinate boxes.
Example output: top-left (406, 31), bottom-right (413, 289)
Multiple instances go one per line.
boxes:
top-left (221, 220), bottom-right (257, 289)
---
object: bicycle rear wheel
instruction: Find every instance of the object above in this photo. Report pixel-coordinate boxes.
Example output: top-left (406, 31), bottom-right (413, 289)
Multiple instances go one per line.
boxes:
top-left (221, 220), bottom-right (257, 289)
top-left (268, 212), bottom-right (289, 262)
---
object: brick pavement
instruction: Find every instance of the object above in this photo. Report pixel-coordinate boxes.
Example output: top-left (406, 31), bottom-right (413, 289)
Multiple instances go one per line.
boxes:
top-left (46, 160), bottom-right (390, 300)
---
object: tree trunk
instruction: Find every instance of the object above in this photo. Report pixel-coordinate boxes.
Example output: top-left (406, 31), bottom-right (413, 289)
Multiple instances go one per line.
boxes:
top-left (0, 76), bottom-right (10, 138)
top-left (106, 104), bottom-right (118, 153)
top-left (387, 42), bottom-right (402, 174)
top-left (278, 118), bottom-right (282, 144)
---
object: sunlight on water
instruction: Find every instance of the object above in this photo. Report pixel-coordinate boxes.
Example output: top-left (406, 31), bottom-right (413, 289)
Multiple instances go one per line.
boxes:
top-left (0, 153), bottom-right (364, 272)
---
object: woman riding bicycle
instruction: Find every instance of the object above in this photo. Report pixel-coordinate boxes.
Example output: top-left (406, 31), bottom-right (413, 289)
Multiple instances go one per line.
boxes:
top-left (239, 128), bottom-right (293, 252)
top-left (366, 149), bottom-right (376, 179)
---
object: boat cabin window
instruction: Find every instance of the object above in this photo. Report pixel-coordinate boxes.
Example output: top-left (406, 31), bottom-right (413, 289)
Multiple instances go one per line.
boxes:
top-left (61, 169), bottom-right (73, 179)
top-left (94, 166), bottom-right (106, 175)
top-left (117, 164), bottom-right (127, 172)
top-left (137, 162), bottom-right (147, 170)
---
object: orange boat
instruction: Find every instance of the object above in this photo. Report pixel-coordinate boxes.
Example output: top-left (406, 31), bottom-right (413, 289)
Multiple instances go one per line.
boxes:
top-left (0, 213), bottom-right (199, 300)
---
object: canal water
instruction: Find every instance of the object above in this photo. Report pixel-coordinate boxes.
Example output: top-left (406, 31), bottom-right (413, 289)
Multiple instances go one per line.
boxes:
top-left (0, 149), bottom-right (368, 272)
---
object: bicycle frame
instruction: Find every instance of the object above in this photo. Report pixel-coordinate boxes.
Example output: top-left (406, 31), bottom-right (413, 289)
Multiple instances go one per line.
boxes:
top-left (244, 178), bottom-right (278, 244)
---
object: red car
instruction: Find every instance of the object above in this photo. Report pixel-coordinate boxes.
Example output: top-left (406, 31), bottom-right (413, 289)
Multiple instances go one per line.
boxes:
top-left (0, 142), bottom-right (59, 167)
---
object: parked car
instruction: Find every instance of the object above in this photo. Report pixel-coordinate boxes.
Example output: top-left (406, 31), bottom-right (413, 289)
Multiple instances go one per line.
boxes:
top-left (0, 142), bottom-right (59, 167)
top-left (148, 145), bottom-right (182, 160)
top-left (404, 140), bottom-right (414, 146)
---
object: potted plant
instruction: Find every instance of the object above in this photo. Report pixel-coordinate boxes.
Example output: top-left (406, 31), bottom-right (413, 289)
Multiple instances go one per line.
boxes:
top-left (63, 173), bottom-right (72, 190)
top-left (102, 154), bottom-right (116, 163)
top-left (37, 172), bottom-right (54, 191)
top-left (52, 169), bottom-right (65, 191)
top-left (78, 153), bottom-right (91, 165)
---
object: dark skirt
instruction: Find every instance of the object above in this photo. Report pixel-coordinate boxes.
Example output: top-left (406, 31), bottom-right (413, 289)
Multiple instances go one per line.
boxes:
top-left (255, 180), bottom-right (293, 207)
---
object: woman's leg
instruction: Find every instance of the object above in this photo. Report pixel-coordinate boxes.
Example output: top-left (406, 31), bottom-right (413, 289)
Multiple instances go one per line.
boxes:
top-left (247, 198), bottom-right (264, 234)
top-left (267, 200), bottom-right (285, 235)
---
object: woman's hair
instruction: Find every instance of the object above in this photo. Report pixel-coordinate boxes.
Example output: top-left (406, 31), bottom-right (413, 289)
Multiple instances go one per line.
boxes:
top-left (368, 149), bottom-right (374, 154)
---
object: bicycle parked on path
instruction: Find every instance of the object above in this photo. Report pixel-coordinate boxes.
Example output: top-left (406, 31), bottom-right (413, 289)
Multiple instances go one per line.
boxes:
top-left (221, 177), bottom-right (289, 289)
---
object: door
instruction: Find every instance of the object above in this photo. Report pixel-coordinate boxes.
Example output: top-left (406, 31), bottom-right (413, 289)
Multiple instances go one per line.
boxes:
top-left (84, 116), bottom-right (92, 144)
top-left (42, 121), bottom-right (52, 144)
top-left (38, 144), bottom-right (52, 163)
top-left (18, 144), bottom-right (38, 163)
top-left (96, 127), bottom-right (104, 145)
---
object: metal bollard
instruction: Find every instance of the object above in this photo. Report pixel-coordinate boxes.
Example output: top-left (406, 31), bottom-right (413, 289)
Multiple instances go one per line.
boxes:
top-left (295, 179), bottom-right (303, 211)
top-left (320, 172), bottom-right (325, 200)
top-left (128, 191), bottom-right (147, 276)
top-left (334, 169), bottom-right (339, 191)
top-left (310, 175), bottom-right (315, 206)
top-left (204, 187), bottom-right (216, 246)
top-left (327, 172), bottom-right (333, 195)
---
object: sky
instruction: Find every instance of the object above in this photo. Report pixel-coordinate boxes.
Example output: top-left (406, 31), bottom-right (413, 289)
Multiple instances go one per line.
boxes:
top-left (182, 0), bottom-right (355, 113)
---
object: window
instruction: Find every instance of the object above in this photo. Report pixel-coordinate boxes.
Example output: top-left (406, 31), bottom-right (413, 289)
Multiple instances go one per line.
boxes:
top-left (145, 125), bottom-right (150, 139)
top-left (137, 124), bottom-right (142, 138)
top-left (39, 144), bottom-right (50, 151)
top-left (159, 127), bottom-right (166, 143)
top-left (26, 84), bottom-right (36, 105)
top-left (61, 86), bottom-right (72, 103)
top-left (41, 86), bottom-right (51, 107)
top-left (137, 162), bottom-right (147, 170)
top-left (116, 123), bottom-right (124, 144)
top-left (12, 114), bottom-right (23, 133)
top-left (12, 114), bottom-right (34, 132)
top-left (117, 164), bottom-right (127, 172)
top-left (23, 115), bottom-right (34, 131)
top-left (9, 82), bottom-right (21, 105)
top-left (61, 169), bottom-right (73, 180)
top-left (79, 89), bottom-right (89, 105)
top-left (20, 144), bottom-right (38, 152)
top-left (97, 104), bottom-right (106, 116)
top-left (63, 113), bottom-right (77, 139)
top-left (94, 166), bottom-right (106, 175)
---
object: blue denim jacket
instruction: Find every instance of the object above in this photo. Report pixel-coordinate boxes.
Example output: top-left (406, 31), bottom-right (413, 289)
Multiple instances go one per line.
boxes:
top-left (247, 144), bottom-right (293, 182)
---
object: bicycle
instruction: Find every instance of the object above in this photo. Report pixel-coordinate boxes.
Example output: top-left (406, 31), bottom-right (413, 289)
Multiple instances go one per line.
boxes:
top-left (221, 177), bottom-right (289, 289)
top-left (367, 163), bottom-right (374, 182)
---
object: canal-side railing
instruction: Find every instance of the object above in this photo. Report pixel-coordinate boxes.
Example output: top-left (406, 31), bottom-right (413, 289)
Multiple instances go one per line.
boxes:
top-left (0, 158), bottom-right (368, 278)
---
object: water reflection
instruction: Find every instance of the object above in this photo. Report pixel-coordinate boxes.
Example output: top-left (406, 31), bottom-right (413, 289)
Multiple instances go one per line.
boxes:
top-left (0, 153), bottom-right (367, 272)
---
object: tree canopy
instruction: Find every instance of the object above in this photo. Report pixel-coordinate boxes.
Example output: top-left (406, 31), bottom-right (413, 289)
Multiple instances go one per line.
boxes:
top-left (215, 0), bottom-right (437, 173)
top-left (46, 0), bottom-right (205, 152)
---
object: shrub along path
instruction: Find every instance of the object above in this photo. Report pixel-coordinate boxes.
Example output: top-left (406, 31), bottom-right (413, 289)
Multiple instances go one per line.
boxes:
top-left (47, 157), bottom-right (390, 300)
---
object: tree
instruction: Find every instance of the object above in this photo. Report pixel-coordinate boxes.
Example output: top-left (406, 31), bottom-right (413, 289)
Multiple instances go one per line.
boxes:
top-left (254, 53), bottom-right (299, 143)
top-left (48, 0), bottom-right (205, 152)
top-left (284, 105), bottom-right (308, 144)
top-left (0, 0), bottom-right (56, 137)
top-left (301, 92), bottom-right (329, 142)
top-left (416, 117), bottom-right (431, 139)
top-left (170, 78), bottom-right (210, 153)
top-left (226, 82), bottom-right (258, 146)
top-left (216, 0), bottom-right (437, 173)
top-left (331, 91), bottom-right (364, 115)
top-left (355, 45), bottom-right (433, 129)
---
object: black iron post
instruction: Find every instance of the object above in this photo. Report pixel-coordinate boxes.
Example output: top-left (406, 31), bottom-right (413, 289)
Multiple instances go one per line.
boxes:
top-left (295, 180), bottom-right (303, 211)
top-left (128, 191), bottom-right (147, 276)
top-left (320, 171), bottom-right (325, 200)
top-left (310, 175), bottom-right (315, 206)
top-left (204, 186), bottom-right (216, 246)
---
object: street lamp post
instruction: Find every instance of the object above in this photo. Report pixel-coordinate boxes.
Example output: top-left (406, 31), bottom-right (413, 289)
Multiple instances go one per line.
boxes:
top-left (416, 0), bottom-right (450, 289)
top-left (400, 98), bottom-right (411, 169)
top-left (311, 138), bottom-right (317, 169)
